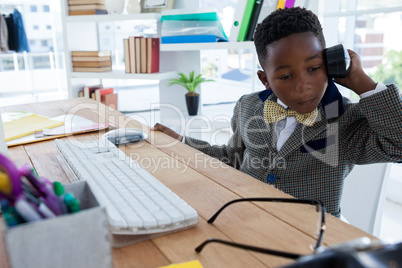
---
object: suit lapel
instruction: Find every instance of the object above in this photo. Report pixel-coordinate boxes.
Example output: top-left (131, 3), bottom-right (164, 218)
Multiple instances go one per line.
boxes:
top-left (255, 95), bottom-right (277, 152)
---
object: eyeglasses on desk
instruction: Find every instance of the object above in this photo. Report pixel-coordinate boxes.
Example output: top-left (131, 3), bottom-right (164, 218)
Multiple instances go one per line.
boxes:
top-left (195, 198), bottom-right (326, 259)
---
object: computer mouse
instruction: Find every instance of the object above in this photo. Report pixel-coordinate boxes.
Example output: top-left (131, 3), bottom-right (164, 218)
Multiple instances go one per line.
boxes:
top-left (102, 128), bottom-right (147, 145)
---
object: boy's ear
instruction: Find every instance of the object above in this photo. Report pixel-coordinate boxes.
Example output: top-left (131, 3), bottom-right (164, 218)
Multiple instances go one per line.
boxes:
top-left (257, 70), bottom-right (270, 89)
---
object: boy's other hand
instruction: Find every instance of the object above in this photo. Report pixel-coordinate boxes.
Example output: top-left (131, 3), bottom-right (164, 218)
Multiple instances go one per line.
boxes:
top-left (334, 49), bottom-right (377, 95)
top-left (151, 123), bottom-right (183, 142)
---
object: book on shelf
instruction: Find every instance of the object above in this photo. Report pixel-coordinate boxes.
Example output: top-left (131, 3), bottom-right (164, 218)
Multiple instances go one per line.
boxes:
top-left (68, 0), bottom-right (105, 5)
top-left (80, 85), bottom-right (117, 109)
top-left (83, 84), bottom-right (103, 98)
top-left (229, 0), bottom-right (248, 41)
top-left (239, 0), bottom-right (298, 42)
top-left (146, 37), bottom-right (160, 73)
top-left (129, 36), bottom-right (139, 73)
top-left (72, 55), bottom-right (111, 62)
top-left (245, 0), bottom-right (263, 41)
top-left (72, 60), bottom-right (112, 67)
top-left (276, 0), bottom-right (286, 9)
top-left (94, 87), bottom-right (114, 102)
top-left (237, 0), bottom-right (256, 42)
top-left (135, 37), bottom-right (141, 73)
top-left (123, 39), bottom-right (130, 73)
top-left (294, 0), bottom-right (306, 7)
top-left (254, 0), bottom-right (277, 31)
top-left (140, 38), bottom-right (147, 73)
top-left (68, 4), bottom-right (106, 11)
top-left (72, 51), bottom-right (112, 72)
top-left (68, 9), bottom-right (108, 15)
top-left (72, 50), bottom-right (111, 57)
top-left (73, 66), bottom-right (112, 72)
top-left (122, 36), bottom-right (160, 74)
top-left (101, 93), bottom-right (118, 110)
top-left (285, 0), bottom-right (296, 7)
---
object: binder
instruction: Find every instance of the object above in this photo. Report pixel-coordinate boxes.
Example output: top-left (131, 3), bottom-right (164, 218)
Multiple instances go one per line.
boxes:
top-left (294, 0), bottom-right (306, 7)
top-left (161, 35), bottom-right (224, 44)
top-left (285, 0), bottom-right (295, 7)
top-left (229, 0), bottom-right (248, 41)
top-left (256, 0), bottom-right (279, 26)
top-left (161, 8), bottom-right (221, 21)
top-left (245, 0), bottom-right (264, 41)
top-left (161, 9), bottom-right (228, 43)
top-left (237, 0), bottom-right (256, 42)
top-left (276, 0), bottom-right (286, 9)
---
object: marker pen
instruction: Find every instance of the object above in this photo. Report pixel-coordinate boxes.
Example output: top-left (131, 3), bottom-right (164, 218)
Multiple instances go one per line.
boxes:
top-left (21, 187), bottom-right (56, 219)
top-left (21, 180), bottom-right (39, 197)
top-left (0, 199), bottom-right (24, 227)
top-left (21, 167), bottom-right (62, 215)
top-left (3, 211), bottom-right (21, 227)
top-left (0, 198), bottom-right (9, 212)
top-left (38, 198), bottom-right (56, 218)
top-left (23, 186), bottom-right (40, 206)
top-left (14, 197), bottom-right (43, 222)
top-left (53, 181), bottom-right (68, 214)
top-left (64, 192), bottom-right (81, 213)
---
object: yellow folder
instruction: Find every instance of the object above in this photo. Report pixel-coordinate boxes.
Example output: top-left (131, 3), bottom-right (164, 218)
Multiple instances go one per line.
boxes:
top-left (277, 0), bottom-right (286, 9)
top-left (4, 114), bottom-right (64, 142)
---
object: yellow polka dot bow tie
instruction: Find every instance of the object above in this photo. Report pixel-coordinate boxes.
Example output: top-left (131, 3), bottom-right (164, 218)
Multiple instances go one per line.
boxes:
top-left (263, 100), bottom-right (319, 127)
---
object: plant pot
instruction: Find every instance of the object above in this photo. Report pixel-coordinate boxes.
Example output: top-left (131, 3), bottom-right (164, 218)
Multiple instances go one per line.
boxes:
top-left (185, 93), bottom-right (199, 116)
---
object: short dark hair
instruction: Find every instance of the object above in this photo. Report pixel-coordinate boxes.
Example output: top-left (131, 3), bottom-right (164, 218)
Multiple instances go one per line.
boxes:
top-left (254, 7), bottom-right (325, 67)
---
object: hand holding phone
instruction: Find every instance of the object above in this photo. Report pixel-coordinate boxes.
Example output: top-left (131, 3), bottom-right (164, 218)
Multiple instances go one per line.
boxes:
top-left (325, 45), bottom-right (377, 95)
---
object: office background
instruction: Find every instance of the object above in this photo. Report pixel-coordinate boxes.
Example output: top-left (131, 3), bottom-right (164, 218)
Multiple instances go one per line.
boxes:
top-left (1, 0), bottom-right (402, 241)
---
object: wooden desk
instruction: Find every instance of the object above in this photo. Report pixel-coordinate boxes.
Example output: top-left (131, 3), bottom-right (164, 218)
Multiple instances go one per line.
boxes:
top-left (0, 99), bottom-right (375, 268)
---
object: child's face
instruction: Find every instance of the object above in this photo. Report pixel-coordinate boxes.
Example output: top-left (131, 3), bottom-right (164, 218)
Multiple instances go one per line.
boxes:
top-left (257, 33), bottom-right (328, 114)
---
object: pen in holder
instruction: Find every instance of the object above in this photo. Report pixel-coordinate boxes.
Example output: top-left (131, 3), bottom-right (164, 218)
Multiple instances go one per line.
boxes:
top-left (3, 181), bottom-right (113, 268)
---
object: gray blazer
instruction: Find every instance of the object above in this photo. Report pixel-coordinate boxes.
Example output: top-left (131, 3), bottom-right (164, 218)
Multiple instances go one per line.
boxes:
top-left (185, 80), bottom-right (402, 217)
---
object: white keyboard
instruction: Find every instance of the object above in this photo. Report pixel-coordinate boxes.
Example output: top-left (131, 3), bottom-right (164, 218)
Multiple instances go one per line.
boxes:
top-left (55, 138), bottom-right (198, 235)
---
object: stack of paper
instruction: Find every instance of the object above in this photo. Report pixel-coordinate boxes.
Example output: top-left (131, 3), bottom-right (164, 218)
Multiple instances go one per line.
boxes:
top-left (2, 112), bottom-right (110, 147)
top-left (161, 8), bottom-right (228, 43)
top-left (4, 113), bottom-right (64, 142)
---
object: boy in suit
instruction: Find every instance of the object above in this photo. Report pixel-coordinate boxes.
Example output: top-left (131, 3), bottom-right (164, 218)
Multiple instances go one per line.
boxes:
top-left (152, 7), bottom-right (402, 217)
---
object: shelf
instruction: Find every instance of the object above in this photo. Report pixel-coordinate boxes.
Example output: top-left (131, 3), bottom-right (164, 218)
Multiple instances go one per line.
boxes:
top-left (66, 13), bottom-right (160, 23)
top-left (160, 41), bottom-right (255, 51)
top-left (71, 69), bottom-right (176, 80)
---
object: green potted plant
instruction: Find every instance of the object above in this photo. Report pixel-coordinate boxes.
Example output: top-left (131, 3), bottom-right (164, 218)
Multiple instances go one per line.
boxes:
top-left (168, 71), bottom-right (214, 116)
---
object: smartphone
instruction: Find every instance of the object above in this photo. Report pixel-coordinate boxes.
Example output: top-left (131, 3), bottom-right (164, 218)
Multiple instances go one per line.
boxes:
top-left (324, 44), bottom-right (351, 78)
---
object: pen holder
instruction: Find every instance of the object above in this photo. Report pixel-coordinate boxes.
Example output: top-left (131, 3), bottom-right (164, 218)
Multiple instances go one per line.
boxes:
top-left (3, 181), bottom-right (113, 268)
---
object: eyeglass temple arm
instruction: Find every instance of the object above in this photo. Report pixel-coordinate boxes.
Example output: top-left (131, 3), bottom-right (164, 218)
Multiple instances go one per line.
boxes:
top-left (195, 238), bottom-right (302, 259)
top-left (208, 197), bottom-right (323, 224)
top-left (315, 204), bottom-right (326, 250)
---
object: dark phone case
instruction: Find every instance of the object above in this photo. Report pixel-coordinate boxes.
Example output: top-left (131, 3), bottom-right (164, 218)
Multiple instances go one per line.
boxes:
top-left (324, 44), bottom-right (351, 78)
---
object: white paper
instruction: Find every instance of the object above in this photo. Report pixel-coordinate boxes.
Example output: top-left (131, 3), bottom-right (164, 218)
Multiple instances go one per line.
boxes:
top-left (0, 111), bottom-right (8, 155)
